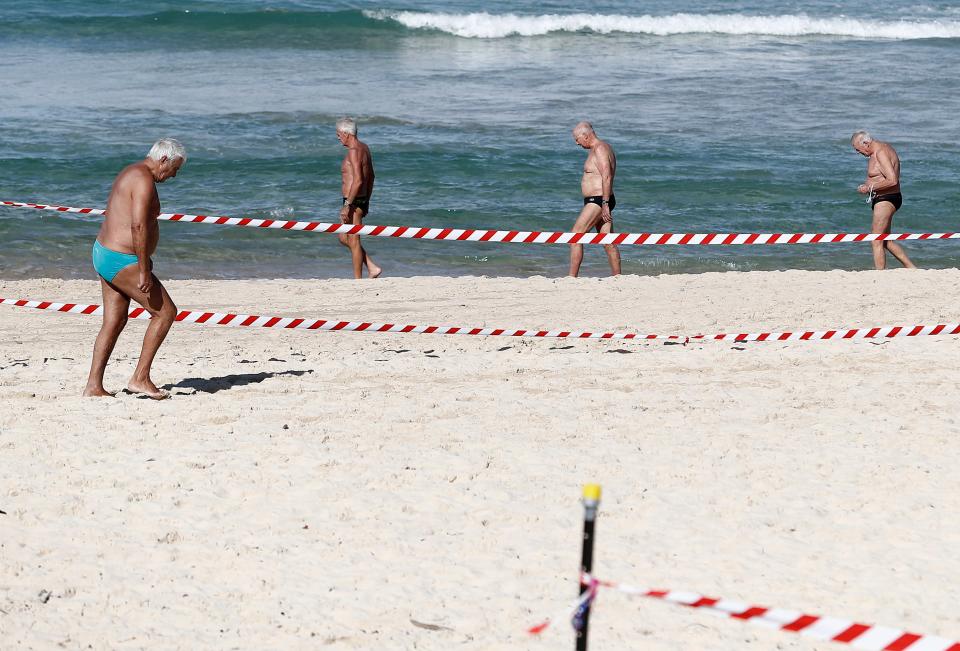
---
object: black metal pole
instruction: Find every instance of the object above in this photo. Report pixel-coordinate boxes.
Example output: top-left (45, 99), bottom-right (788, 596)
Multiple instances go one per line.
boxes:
top-left (575, 484), bottom-right (601, 651)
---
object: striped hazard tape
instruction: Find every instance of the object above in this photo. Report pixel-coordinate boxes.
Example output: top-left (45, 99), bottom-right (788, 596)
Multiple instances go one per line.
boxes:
top-left (2, 297), bottom-right (959, 343)
top-left (4, 199), bottom-right (960, 246)
top-left (530, 576), bottom-right (960, 650)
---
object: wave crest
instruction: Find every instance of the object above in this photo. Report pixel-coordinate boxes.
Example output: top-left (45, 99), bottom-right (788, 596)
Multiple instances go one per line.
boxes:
top-left (366, 11), bottom-right (960, 40)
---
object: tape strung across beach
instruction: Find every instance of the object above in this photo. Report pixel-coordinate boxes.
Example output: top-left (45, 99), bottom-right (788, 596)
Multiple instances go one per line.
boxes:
top-left (3, 297), bottom-right (960, 343)
top-left (4, 200), bottom-right (960, 246)
top-left (530, 575), bottom-right (960, 650)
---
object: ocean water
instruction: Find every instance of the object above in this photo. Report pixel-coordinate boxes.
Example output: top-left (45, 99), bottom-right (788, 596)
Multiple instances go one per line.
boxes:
top-left (1, 0), bottom-right (958, 279)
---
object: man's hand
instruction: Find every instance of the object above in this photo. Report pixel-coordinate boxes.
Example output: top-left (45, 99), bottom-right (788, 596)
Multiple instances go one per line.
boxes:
top-left (340, 205), bottom-right (353, 224)
top-left (857, 184), bottom-right (871, 194)
top-left (138, 270), bottom-right (153, 294)
top-left (600, 205), bottom-right (613, 223)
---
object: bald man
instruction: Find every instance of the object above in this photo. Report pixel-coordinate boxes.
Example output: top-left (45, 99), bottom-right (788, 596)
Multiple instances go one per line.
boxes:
top-left (569, 122), bottom-right (621, 277)
top-left (851, 130), bottom-right (916, 270)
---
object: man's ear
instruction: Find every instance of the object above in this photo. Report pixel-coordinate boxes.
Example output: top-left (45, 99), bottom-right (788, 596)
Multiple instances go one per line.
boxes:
top-left (159, 155), bottom-right (169, 165)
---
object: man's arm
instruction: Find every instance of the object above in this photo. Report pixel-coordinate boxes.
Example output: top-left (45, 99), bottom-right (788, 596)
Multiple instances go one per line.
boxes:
top-left (596, 146), bottom-right (615, 223)
top-left (340, 148), bottom-right (364, 220)
top-left (871, 149), bottom-right (900, 192)
top-left (130, 174), bottom-right (154, 294)
top-left (344, 149), bottom-right (365, 203)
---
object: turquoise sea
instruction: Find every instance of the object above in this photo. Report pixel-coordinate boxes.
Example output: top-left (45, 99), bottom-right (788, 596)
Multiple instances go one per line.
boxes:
top-left (1, 1), bottom-right (958, 278)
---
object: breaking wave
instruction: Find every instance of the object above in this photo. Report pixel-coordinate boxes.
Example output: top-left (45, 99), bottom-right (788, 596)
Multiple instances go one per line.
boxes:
top-left (366, 11), bottom-right (960, 40)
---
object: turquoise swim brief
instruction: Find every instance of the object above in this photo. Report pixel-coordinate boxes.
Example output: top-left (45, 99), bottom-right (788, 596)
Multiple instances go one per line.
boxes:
top-left (92, 240), bottom-right (138, 282)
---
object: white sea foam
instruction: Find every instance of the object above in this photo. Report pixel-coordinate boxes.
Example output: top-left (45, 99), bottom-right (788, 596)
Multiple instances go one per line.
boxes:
top-left (365, 11), bottom-right (960, 40)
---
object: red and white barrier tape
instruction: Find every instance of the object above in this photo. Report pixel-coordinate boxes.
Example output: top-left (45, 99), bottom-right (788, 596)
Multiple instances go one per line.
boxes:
top-left (4, 200), bottom-right (959, 246)
top-left (530, 576), bottom-right (960, 650)
top-left (528, 579), bottom-right (598, 636)
top-left (2, 297), bottom-right (959, 343)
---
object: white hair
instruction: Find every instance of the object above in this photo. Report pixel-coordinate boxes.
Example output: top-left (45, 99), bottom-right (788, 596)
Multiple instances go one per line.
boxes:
top-left (573, 121), bottom-right (594, 137)
top-left (851, 130), bottom-right (873, 146)
top-left (147, 138), bottom-right (186, 162)
top-left (336, 117), bottom-right (357, 136)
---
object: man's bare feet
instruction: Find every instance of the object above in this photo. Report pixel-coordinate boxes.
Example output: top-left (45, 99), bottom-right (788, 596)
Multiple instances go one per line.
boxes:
top-left (368, 263), bottom-right (383, 279)
top-left (82, 386), bottom-right (117, 398)
top-left (125, 378), bottom-right (170, 400)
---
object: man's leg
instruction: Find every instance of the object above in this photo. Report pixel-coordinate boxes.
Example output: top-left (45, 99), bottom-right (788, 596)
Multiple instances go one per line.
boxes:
top-left (871, 202), bottom-right (916, 269)
top-left (107, 265), bottom-right (178, 399)
top-left (343, 234), bottom-right (364, 279)
top-left (82, 277), bottom-right (131, 397)
top-left (336, 232), bottom-right (354, 272)
top-left (597, 220), bottom-right (621, 276)
top-left (883, 208), bottom-right (917, 268)
top-left (569, 204), bottom-right (602, 277)
top-left (361, 244), bottom-right (381, 278)
top-left (885, 240), bottom-right (917, 268)
top-left (352, 209), bottom-right (381, 278)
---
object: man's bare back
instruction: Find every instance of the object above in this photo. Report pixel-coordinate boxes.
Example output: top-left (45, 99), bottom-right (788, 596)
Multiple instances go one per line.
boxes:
top-left (862, 141), bottom-right (901, 196)
top-left (340, 141), bottom-right (374, 201)
top-left (100, 162), bottom-right (162, 256)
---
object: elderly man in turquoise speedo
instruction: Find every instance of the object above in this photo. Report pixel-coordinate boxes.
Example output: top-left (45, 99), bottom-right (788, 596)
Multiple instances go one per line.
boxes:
top-left (83, 138), bottom-right (185, 400)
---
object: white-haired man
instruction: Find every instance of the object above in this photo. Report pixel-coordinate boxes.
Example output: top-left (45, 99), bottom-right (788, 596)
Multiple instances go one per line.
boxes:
top-left (82, 138), bottom-right (185, 399)
top-left (570, 121), bottom-right (621, 277)
top-left (851, 130), bottom-right (916, 270)
top-left (336, 118), bottom-right (381, 279)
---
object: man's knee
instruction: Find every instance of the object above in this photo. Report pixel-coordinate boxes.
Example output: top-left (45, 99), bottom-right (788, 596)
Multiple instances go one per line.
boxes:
top-left (104, 313), bottom-right (128, 333)
top-left (150, 300), bottom-right (177, 324)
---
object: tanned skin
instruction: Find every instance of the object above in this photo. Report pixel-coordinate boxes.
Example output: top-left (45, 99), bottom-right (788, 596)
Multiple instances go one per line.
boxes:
top-left (570, 123), bottom-right (620, 277)
top-left (337, 129), bottom-right (382, 279)
top-left (82, 154), bottom-right (183, 399)
top-left (853, 137), bottom-right (916, 270)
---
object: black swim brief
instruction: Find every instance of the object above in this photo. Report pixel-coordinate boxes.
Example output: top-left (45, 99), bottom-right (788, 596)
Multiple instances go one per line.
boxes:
top-left (871, 192), bottom-right (902, 210)
top-left (584, 195), bottom-right (616, 210)
top-left (343, 196), bottom-right (370, 212)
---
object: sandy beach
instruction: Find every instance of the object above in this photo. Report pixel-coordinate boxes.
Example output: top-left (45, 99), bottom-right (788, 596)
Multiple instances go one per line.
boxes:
top-left (2, 270), bottom-right (960, 649)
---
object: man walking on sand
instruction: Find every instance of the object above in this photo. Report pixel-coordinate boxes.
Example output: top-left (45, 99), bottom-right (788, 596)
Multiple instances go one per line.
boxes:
top-left (337, 117), bottom-right (382, 279)
top-left (851, 130), bottom-right (917, 270)
top-left (569, 121), bottom-right (621, 277)
top-left (82, 138), bottom-right (185, 400)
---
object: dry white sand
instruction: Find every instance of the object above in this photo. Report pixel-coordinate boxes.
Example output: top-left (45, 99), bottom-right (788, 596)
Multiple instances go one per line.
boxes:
top-left (2, 270), bottom-right (959, 650)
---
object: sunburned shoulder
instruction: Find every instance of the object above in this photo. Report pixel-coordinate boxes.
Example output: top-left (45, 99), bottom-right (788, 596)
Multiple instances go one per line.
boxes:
top-left (875, 144), bottom-right (899, 164)
top-left (116, 162), bottom-right (154, 188)
top-left (594, 140), bottom-right (615, 155)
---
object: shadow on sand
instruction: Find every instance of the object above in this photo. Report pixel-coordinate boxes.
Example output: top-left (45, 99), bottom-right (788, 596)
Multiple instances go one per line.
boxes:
top-left (163, 369), bottom-right (313, 395)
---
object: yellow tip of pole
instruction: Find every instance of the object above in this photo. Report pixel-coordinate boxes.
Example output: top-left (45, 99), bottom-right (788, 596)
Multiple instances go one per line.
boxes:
top-left (582, 484), bottom-right (602, 501)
